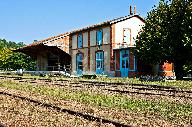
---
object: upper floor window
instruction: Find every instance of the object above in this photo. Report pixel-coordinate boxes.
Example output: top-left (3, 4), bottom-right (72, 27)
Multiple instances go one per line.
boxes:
top-left (123, 28), bottom-right (131, 44)
top-left (97, 29), bottom-right (103, 45)
top-left (77, 33), bottom-right (83, 48)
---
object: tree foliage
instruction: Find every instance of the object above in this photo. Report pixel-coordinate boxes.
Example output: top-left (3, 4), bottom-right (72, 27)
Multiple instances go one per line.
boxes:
top-left (136, 0), bottom-right (192, 79)
top-left (0, 39), bottom-right (36, 71)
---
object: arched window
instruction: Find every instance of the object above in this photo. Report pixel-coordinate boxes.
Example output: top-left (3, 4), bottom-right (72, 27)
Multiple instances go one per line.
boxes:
top-left (76, 53), bottom-right (83, 75)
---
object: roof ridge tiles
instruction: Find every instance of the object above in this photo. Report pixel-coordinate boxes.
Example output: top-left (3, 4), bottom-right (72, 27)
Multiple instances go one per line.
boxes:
top-left (26, 14), bottom-right (144, 45)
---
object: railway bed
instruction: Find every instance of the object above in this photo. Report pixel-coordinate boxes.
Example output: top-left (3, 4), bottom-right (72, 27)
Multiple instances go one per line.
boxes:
top-left (1, 75), bottom-right (192, 100)
top-left (0, 90), bottom-right (129, 127)
top-left (0, 75), bottom-right (192, 126)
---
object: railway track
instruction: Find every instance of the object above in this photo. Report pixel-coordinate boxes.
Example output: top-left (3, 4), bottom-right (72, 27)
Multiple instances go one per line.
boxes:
top-left (1, 75), bottom-right (192, 100)
top-left (0, 90), bottom-right (129, 127)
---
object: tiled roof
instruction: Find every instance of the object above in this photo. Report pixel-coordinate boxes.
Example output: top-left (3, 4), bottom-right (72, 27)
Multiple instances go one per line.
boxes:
top-left (17, 14), bottom-right (144, 49)
top-left (17, 33), bottom-right (70, 50)
top-left (69, 14), bottom-right (144, 34)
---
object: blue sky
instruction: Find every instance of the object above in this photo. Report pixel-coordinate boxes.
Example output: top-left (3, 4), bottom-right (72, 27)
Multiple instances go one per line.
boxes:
top-left (0, 0), bottom-right (159, 44)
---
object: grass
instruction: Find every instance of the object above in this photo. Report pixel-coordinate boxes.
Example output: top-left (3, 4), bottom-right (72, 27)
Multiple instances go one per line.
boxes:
top-left (0, 80), bottom-right (191, 120)
top-left (1, 73), bottom-right (192, 89)
top-left (0, 94), bottom-right (102, 127)
top-left (80, 77), bottom-right (192, 89)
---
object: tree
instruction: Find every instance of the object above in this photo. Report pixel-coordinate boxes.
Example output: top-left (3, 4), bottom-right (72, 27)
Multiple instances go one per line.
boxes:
top-left (0, 48), bottom-right (12, 70)
top-left (0, 39), bottom-right (36, 71)
top-left (136, 0), bottom-right (192, 79)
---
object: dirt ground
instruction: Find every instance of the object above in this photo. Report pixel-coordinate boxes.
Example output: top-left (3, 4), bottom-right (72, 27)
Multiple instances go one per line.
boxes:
top-left (0, 87), bottom-right (191, 127)
top-left (0, 93), bottom-right (116, 127)
top-left (0, 77), bottom-right (192, 127)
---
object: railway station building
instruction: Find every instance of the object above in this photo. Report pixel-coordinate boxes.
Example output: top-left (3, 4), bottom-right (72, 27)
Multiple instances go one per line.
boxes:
top-left (16, 8), bottom-right (175, 78)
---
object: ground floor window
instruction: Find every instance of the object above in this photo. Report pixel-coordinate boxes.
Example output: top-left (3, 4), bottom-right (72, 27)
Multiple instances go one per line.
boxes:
top-left (129, 51), bottom-right (136, 71)
top-left (121, 50), bottom-right (129, 69)
top-left (96, 51), bottom-right (104, 74)
top-left (76, 53), bottom-right (83, 75)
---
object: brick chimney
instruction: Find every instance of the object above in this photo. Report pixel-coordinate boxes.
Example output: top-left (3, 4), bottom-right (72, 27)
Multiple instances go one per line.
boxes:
top-left (130, 6), bottom-right (133, 15)
top-left (33, 40), bottom-right (38, 43)
top-left (134, 6), bottom-right (136, 14)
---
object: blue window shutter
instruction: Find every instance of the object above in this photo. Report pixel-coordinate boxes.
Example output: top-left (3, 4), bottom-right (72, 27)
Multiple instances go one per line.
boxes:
top-left (78, 33), bottom-right (83, 48)
top-left (97, 29), bottom-right (102, 45)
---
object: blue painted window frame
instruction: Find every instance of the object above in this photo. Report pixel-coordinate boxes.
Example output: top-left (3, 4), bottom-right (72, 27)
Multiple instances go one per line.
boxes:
top-left (120, 49), bottom-right (129, 77)
top-left (96, 51), bottom-right (104, 74)
top-left (77, 33), bottom-right (83, 48)
top-left (97, 29), bottom-right (103, 45)
top-left (76, 53), bottom-right (83, 75)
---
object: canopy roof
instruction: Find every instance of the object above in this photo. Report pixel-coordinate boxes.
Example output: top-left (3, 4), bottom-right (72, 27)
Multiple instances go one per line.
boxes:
top-left (14, 43), bottom-right (70, 59)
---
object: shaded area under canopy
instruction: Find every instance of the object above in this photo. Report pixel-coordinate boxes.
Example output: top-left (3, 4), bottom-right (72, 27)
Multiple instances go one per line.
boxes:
top-left (14, 43), bottom-right (71, 71)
